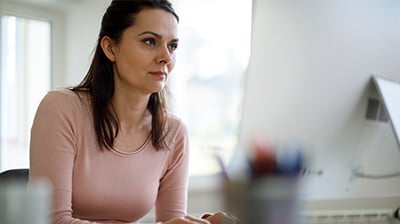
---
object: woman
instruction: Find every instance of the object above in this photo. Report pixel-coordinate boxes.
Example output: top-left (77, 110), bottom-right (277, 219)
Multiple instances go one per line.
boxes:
top-left (29, 0), bottom-right (236, 223)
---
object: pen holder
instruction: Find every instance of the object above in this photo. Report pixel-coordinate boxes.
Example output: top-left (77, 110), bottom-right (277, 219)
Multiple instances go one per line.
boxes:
top-left (225, 176), bottom-right (300, 224)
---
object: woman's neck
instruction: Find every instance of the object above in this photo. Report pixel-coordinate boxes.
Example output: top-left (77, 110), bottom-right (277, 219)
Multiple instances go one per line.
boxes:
top-left (111, 90), bottom-right (151, 131)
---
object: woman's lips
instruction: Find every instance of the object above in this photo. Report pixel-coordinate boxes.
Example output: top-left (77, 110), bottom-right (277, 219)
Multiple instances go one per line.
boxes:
top-left (149, 71), bottom-right (167, 79)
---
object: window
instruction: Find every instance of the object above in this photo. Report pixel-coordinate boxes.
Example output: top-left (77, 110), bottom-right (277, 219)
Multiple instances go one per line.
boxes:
top-left (0, 8), bottom-right (52, 171)
top-left (171, 0), bottom-right (252, 176)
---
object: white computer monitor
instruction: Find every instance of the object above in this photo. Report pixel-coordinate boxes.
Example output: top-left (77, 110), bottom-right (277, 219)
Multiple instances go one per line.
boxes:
top-left (238, 0), bottom-right (400, 200)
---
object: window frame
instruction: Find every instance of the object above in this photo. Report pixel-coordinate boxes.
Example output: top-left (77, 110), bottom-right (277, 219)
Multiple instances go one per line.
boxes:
top-left (0, 1), bottom-right (65, 171)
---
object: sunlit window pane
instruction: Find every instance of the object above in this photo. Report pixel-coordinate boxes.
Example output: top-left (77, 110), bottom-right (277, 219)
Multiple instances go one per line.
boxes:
top-left (171, 0), bottom-right (252, 176)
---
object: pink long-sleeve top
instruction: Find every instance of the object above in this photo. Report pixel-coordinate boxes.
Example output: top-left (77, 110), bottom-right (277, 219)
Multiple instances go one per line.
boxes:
top-left (28, 90), bottom-right (189, 224)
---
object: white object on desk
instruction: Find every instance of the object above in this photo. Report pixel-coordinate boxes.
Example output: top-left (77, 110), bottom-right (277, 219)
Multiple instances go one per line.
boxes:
top-left (0, 179), bottom-right (52, 224)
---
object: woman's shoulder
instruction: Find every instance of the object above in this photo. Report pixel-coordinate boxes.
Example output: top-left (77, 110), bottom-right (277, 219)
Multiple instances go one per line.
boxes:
top-left (42, 89), bottom-right (89, 106)
top-left (44, 89), bottom-right (87, 100)
top-left (39, 89), bottom-right (91, 114)
top-left (166, 113), bottom-right (187, 131)
top-left (164, 113), bottom-right (189, 141)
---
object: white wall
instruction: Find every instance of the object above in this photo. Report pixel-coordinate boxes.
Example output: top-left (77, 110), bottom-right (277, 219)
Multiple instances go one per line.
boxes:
top-left (240, 0), bottom-right (400, 201)
top-left (64, 0), bottom-right (111, 86)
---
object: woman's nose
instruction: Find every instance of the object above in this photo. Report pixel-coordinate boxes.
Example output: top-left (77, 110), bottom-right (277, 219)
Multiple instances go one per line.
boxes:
top-left (157, 46), bottom-right (173, 64)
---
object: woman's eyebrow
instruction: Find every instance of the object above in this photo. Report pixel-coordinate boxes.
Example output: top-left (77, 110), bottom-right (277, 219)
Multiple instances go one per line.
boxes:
top-left (138, 31), bottom-right (179, 42)
top-left (138, 31), bottom-right (162, 38)
top-left (170, 38), bottom-right (179, 43)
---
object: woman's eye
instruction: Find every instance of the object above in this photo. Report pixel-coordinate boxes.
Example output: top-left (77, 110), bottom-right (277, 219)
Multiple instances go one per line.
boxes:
top-left (168, 42), bottom-right (178, 51)
top-left (143, 38), bottom-right (156, 46)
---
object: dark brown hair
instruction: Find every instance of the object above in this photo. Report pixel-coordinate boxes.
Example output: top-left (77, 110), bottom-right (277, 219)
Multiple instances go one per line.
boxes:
top-left (71, 0), bottom-right (179, 150)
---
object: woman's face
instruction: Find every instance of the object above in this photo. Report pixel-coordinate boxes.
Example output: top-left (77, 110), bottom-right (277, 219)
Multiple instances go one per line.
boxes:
top-left (107, 8), bottom-right (179, 96)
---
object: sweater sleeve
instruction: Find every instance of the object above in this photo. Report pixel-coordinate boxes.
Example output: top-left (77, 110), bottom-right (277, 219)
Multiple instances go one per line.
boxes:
top-left (29, 91), bottom-right (96, 224)
top-left (155, 120), bottom-right (190, 222)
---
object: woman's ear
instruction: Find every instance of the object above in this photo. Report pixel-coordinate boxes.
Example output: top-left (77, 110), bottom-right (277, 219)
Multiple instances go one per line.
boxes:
top-left (101, 36), bottom-right (116, 62)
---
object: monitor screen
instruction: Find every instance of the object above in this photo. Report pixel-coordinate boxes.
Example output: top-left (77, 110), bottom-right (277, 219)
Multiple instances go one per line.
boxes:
top-left (237, 0), bottom-right (400, 200)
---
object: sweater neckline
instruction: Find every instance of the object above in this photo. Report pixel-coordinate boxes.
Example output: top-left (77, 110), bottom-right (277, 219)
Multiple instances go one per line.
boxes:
top-left (111, 136), bottom-right (151, 156)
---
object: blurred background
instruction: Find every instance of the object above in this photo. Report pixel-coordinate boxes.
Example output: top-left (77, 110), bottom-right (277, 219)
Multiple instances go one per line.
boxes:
top-left (1, 0), bottom-right (400, 223)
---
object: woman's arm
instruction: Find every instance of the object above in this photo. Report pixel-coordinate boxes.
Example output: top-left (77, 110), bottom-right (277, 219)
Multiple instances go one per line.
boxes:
top-left (155, 120), bottom-right (190, 222)
top-left (29, 91), bottom-right (94, 224)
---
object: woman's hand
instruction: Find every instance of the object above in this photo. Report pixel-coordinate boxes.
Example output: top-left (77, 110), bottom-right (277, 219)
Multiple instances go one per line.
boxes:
top-left (162, 215), bottom-right (211, 224)
top-left (201, 212), bottom-right (239, 224)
